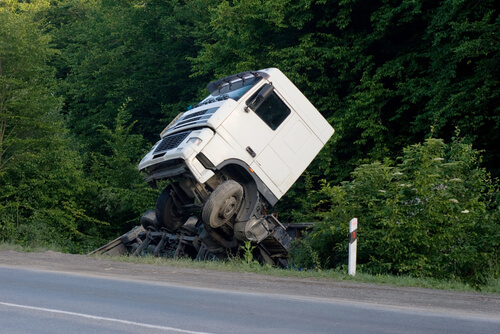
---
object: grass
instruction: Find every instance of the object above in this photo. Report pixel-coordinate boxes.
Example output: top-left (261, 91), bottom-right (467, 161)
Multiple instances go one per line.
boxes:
top-left (2, 242), bottom-right (498, 294)
top-left (92, 253), bottom-right (500, 294)
top-left (0, 241), bottom-right (64, 253)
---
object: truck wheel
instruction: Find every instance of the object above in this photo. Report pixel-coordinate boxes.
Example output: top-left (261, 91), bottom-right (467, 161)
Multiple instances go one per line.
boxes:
top-left (156, 186), bottom-right (186, 231)
top-left (202, 180), bottom-right (243, 228)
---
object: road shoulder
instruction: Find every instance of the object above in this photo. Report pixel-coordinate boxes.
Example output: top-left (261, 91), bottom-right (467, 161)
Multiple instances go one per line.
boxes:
top-left (1, 250), bottom-right (498, 319)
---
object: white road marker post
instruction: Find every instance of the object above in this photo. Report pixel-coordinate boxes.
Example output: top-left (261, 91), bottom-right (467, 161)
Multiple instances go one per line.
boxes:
top-left (348, 218), bottom-right (358, 276)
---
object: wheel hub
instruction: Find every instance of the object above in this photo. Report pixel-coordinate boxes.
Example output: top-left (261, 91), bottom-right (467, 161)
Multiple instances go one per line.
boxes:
top-left (219, 197), bottom-right (238, 219)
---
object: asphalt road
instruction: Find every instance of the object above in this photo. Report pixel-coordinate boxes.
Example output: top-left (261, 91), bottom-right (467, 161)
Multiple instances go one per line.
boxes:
top-left (1, 266), bottom-right (498, 334)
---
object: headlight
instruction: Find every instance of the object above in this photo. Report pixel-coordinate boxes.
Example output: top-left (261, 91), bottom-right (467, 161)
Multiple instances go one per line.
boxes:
top-left (186, 137), bottom-right (203, 146)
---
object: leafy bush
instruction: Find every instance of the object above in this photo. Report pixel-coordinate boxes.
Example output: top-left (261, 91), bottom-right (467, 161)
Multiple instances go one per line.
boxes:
top-left (292, 136), bottom-right (499, 286)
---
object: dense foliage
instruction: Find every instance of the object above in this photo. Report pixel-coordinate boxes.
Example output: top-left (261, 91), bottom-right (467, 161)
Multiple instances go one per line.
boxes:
top-left (290, 136), bottom-right (499, 286)
top-left (1, 0), bottom-right (498, 283)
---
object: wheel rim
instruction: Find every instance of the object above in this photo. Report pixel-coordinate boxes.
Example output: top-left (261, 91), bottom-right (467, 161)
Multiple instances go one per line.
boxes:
top-left (202, 180), bottom-right (244, 229)
top-left (219, 197), bottom-right (238, 219)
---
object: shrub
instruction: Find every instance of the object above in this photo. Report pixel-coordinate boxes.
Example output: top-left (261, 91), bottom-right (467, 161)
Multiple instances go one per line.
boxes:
top-left (296, 136), bottom-right (499, 286)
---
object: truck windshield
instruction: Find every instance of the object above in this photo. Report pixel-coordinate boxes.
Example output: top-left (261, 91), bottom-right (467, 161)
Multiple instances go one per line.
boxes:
top-left (195, 77), bottom-right (262, 107)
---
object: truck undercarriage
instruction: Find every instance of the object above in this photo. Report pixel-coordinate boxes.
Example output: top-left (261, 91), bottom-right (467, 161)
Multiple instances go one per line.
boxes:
top-left (91, 212), bottom-right (313, 268)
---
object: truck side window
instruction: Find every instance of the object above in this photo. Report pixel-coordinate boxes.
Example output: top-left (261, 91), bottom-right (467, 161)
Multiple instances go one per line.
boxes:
top-left (250, 91), bottom-right (291, 130)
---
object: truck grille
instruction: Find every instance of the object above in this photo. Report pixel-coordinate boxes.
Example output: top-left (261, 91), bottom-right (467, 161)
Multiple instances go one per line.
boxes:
top-left (182, 109), bottom-right (208, 121)
top-left (168, 107), bottom-right (218, 132)
top-left (154, 130), bottom-right (190, 153)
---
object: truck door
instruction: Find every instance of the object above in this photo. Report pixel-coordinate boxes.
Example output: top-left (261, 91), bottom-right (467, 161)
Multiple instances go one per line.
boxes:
top-left (222, 84), bottom-right (299, 197)
top-left (246, 83), bottom-right (321, 196)
top-left (248, 86), bottom-right (318, 196)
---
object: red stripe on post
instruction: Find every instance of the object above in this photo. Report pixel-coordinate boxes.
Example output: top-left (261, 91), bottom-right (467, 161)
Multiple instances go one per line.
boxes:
top-left (349, 230), bottom-right (357, 243)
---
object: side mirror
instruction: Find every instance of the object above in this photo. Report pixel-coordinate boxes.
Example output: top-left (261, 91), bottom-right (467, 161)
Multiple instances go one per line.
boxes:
top-left (245, 84), bottom-right (274, 113)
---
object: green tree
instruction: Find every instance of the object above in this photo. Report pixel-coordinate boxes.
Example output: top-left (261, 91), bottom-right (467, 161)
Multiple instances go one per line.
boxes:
top-left (0, 0), bottom-right (57, 173)
top-left (0, 0), bottom-right (103, 251)
top-left (86, 103), bottom-right (159, 237)
top-left (49, 0), bottom-right (216, 148)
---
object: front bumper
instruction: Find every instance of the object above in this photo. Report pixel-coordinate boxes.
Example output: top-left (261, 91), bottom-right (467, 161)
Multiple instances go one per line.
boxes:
top-left (139, 128), bottom-right (215, 183)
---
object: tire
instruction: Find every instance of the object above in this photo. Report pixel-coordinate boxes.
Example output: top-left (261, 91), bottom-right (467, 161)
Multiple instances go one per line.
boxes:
top-left (202, 180), bottom-right (244, 228)
top-left (155, 186), bottom-right (186, 231)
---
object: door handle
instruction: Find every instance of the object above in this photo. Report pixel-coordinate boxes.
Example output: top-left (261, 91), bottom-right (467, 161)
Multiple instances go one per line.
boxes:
top-left (246, 146), bottom-right (256, 158)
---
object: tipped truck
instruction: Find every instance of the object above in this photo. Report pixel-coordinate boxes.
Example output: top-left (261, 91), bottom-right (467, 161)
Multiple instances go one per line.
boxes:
top-left (94, 68), bottom-right (334, 265)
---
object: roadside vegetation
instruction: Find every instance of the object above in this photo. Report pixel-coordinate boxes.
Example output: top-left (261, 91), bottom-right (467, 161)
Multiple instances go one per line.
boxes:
top-left (1, 0), bottom-right (498, 288)
top-left (287, 135), bottom-right (499, 288)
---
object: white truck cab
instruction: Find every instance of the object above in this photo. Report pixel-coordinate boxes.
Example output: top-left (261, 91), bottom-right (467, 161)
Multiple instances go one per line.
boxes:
top-left (139, 68), bottom-right (333, 248)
